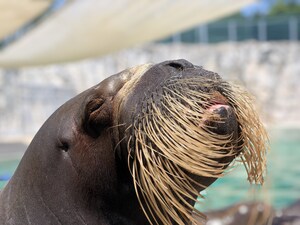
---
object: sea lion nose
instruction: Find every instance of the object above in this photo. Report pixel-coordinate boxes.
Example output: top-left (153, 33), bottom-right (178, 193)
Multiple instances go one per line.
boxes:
top-left (211, 105), bottom-right (229, 118)
top-left (205, 104), bottom-right (238, 137)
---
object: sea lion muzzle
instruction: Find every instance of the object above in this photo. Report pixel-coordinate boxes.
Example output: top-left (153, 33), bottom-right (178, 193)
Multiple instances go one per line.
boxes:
top-left (112, 59), bottom-right (268, 225)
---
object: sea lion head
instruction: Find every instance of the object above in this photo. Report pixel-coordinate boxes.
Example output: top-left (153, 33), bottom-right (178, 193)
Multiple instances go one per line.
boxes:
top-left (0, 59), bottom-right (267, 225)
top-left (84, 59), bottom-right (268, 224)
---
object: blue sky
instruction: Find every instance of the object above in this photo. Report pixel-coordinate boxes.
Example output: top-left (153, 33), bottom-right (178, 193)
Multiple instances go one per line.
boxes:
top-left (241, 0), bottom-right (300, 16)
top-left (241, 0), bottom-right (273, 16)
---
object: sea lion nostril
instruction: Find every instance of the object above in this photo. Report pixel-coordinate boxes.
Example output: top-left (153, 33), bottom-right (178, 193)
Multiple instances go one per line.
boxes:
top-left (164, 59), bottom-right (194, 70)
top-left (205, 104), bottom-right (232, 121)
top-left (167, 62), bottom-right (185, 70)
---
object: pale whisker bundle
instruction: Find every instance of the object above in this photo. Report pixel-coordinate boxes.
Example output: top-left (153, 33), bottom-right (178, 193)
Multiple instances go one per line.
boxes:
top-left (126, 77), bottom-right (268, 225)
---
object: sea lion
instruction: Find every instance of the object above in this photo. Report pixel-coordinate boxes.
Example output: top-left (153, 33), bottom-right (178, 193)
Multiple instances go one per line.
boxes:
top-left (0, 59), bottom-right (268, 225)
top-left (273, 199), bottom-right (300, 225)
top-left (205, 202), bottom-right (275, 225)
top-left (203, 200), bottom-right (300, 225)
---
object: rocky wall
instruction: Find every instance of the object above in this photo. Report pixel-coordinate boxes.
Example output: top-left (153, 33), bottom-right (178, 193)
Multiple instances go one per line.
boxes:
top-left (0, 41), bottom-right (299, 141)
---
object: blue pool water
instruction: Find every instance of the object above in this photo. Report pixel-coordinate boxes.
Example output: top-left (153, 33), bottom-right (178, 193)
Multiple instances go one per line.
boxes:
top-left (1, 129), bottom-right (299, 211)
top-left (197, 128), bottom-right (300, 211)
top-left (0, 160), bottom-right (19, 188)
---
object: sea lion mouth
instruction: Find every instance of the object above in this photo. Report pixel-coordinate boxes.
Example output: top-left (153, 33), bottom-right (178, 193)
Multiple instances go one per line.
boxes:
top-left (113, 61), bottom-right (268, 225)
top-left (201, 91), bottom-right (237, 136)
top-left (202, 103), bottom-right (239, 145)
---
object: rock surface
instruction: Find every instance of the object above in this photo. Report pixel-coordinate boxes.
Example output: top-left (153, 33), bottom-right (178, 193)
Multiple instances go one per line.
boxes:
top-left (0, 41), bottom-right (299, 141)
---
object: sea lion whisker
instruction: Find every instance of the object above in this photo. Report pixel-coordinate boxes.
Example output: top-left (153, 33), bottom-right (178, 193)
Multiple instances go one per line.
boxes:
top-left (128, 74), bottom-right (268, 224)
top-left (168, 162), bottom-right (209, 192)
top-left (152, 113), bottom-right (234, 153)
top-left (113, 135), bottom-right (126, 153)
top-left (108, 122), bottom-right (127, 130)
top-left (132, 164), bottom-right (161, 225)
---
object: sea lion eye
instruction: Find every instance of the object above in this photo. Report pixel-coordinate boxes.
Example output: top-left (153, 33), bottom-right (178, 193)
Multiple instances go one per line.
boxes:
top-left (87, 98), bottom-right (104, 114)
top-left (83, 97), bottom-right (112, 137)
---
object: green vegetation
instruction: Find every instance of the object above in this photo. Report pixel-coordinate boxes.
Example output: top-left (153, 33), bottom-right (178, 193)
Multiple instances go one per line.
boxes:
top-left (269, 0), bottom-right (300, 16)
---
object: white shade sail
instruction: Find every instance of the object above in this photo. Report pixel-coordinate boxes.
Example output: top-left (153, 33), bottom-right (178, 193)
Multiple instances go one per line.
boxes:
top-left (0, 0), bottom-right (254, 67)
top-left (0, 0), bottom-right (50, 40)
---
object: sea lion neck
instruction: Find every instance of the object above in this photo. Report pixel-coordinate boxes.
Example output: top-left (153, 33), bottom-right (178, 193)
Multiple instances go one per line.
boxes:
top-left (0, 85), bottom-right (149, 224)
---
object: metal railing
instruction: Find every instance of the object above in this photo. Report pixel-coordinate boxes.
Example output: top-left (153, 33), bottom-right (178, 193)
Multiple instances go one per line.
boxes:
top-left (161, 14), bottom-right (300, 43)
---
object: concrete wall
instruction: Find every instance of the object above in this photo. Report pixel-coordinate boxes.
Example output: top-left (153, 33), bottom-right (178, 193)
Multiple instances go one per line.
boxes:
top-left (1, 41), bottom-right (299, 141)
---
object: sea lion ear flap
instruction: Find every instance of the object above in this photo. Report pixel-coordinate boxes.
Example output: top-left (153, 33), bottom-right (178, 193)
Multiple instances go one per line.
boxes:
top-left (83, 96), bottom-right (112, 138)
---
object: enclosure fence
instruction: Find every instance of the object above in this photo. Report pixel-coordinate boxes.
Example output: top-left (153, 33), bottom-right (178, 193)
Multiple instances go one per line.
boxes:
top-left (161, 14), bottom-right (300, 43)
